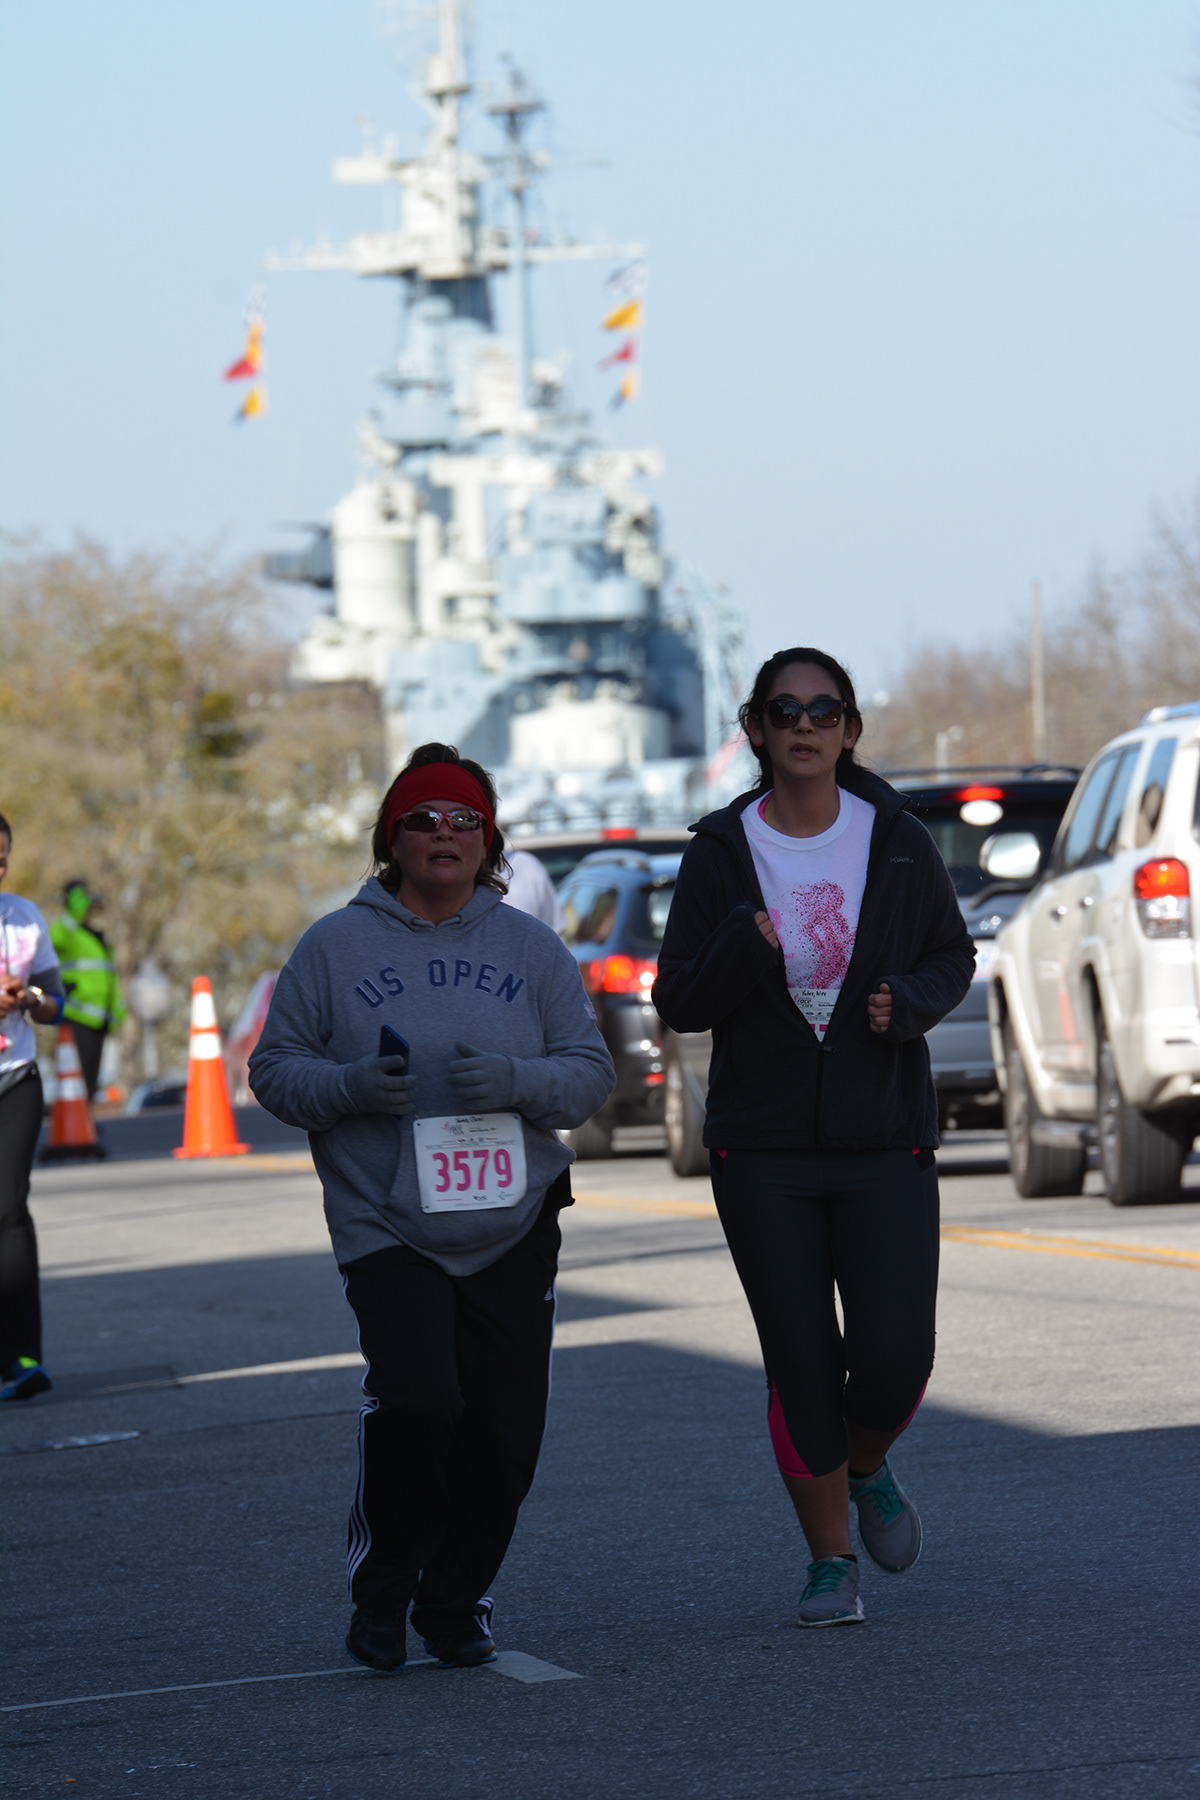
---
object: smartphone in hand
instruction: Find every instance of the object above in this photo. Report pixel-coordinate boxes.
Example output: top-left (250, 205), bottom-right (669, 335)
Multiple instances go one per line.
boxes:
top-left (378, 1025), bottom-right (410, 1070)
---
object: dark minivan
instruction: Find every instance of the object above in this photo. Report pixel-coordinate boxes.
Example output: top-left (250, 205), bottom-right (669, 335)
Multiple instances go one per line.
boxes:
top-left (556, 849), bottom-right (680, 1157)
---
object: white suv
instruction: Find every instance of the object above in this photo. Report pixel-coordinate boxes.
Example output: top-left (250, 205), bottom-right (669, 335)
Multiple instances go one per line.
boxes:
top-left (989, 702), bottom-right (1200, 1205)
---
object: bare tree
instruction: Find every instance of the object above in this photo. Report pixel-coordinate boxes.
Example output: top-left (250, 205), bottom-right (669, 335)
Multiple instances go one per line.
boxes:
top-left (0, 539), bottom-right (385, 1080)
top-left (865, 494), bottom-right (1200, 774)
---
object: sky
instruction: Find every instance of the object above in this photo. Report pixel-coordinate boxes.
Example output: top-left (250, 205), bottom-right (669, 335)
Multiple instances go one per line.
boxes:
top-left (2, 0), bottom-right (1198, 694)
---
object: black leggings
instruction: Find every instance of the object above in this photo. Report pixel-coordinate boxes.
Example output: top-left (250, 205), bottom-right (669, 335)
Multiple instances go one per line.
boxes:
top-left (340, 1208), bottom-right (561, 1638)
top-left (0, 1068), bottom-right (45, 1369)
top-left (710, 1147), bottom-right (939, 1479)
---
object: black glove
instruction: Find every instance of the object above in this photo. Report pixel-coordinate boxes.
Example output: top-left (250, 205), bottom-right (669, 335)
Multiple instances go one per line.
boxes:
top-left (342, 1055), bottom-right (417, 1116)
top-left (446, 1041), bottom-right (516, 1111)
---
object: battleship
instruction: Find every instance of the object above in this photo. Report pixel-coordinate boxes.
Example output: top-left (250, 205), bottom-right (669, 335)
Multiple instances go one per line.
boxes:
top-left (265, 0), bottom-right (753, 834)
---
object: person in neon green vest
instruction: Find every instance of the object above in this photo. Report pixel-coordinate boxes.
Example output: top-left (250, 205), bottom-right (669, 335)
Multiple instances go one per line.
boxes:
top-left (49, 881), bottom-right (125, 1100)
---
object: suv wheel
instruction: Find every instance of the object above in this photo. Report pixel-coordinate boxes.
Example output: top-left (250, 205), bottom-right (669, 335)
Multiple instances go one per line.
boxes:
top-left (1003, 1021), bottom-right (1086, 1197)
top-left (664, 1055), bottom-right (708, 1178)
top-left (564, 1112), bottom-right (614, 1160)
top-left (1095, 1011), bottom-right (1190, 1206)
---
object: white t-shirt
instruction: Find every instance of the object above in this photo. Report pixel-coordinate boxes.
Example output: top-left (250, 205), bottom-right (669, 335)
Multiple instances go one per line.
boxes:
top-left (502, 850), bottom-right (567, 935)
top-left (741, 788), bottom-right (875, 1036)
top-left (0, 893), bottom-right (58, 1072)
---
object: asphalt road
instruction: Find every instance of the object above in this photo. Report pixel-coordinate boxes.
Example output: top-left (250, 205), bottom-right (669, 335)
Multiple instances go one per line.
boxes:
top-left (3, 1134), bottom-right (1199, 1798)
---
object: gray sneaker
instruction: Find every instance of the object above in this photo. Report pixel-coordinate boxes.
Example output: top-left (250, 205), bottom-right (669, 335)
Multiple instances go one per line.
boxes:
top-left (850, 1459), bottom-right (922, 1573)
top-left (796, 1556), bottom-right (865, 1627)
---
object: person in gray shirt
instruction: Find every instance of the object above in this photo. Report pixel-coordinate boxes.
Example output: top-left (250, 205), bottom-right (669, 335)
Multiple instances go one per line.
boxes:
top-left (250, 745), bottom-right (613, 1674)
top-left (0, 812), bottom-right (67, 1404)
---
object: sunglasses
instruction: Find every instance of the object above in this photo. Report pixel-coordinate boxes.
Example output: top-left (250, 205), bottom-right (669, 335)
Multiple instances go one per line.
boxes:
top-left (764, 694), bottom-right (845, 731)
top-left (398, 808), bottom-right (485, 835)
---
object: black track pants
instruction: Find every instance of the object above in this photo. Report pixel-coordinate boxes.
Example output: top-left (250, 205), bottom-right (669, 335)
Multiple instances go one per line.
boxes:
top-left (340, 1208), bottom-right (561, 1637)
top-left (0, 1069), bottom-right (45, 1369)
top-left (69, 1022), bottom-right (107, 1100)
top-left (710, 1147), bottom-right (939, 1479)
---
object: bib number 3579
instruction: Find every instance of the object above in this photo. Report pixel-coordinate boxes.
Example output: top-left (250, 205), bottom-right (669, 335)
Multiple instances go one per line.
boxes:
top-left (413, 1113), bottom-right (528, 1212)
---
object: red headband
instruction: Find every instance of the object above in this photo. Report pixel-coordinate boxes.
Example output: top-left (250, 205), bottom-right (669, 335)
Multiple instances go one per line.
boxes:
top-left (383, 764), bottom-right (495, 848)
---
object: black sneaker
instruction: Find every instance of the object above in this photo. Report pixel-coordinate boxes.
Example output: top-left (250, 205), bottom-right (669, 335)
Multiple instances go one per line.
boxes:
top-left (345, 1609), bottom-right (408, 1672)
top-left (421, 1597), bottom-right (496, 1668)
top-left (0, 1359), bottom-right (53, 1403)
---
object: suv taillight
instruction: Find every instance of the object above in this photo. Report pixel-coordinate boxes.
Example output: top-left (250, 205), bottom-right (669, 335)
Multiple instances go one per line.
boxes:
top-left (585, 954), bottom-right (658, 995)
top-left (1134, 859), bottom-right (1191, 939)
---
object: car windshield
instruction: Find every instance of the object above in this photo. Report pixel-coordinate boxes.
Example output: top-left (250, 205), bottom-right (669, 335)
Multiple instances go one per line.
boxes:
top-left (625, 882), bottom-right (675, 946)
top-left (561, 883), bottom-right (621, 945)
top-left (907, 799), bottom-right (1070, 897)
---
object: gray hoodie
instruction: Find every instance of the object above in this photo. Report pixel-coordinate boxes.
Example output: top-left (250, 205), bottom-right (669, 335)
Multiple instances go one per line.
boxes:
top-left (249, 879), bottom-right (615, 1275)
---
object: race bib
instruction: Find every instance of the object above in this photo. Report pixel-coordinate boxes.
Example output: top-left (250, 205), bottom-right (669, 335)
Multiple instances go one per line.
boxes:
top-left (413, 1113), bottom-right (528, 1213)
top-left (789, 984), bottom-right (840, 1035)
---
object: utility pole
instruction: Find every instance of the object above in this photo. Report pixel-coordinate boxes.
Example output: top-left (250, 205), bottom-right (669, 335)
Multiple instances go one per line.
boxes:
top-left (1030, 578), bottom-right (1047, 764)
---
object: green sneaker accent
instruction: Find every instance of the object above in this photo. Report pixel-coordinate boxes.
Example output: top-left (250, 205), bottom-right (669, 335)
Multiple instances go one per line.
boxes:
top-left (0, 1360), bottom-right (53, 1402)
top-left (797, 1556), bottom-right (864, 1627)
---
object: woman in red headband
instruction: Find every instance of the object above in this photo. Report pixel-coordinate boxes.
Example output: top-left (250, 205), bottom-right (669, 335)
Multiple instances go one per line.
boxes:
top-left (250, 742), bottom-right (614, 1674)
top-left (372, 750), bottom-right (504, 914)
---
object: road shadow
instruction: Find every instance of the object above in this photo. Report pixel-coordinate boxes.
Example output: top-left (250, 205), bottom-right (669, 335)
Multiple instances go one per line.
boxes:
top-left (3, 1252), bottom-right (1197, 1796)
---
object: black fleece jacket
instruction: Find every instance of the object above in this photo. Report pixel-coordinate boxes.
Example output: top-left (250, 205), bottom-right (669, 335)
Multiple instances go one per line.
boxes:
top-left (652, 767), bottom-right (975, 1151)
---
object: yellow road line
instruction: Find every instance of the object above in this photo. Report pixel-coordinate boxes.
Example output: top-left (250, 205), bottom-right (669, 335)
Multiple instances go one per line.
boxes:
top-left (570, 1193), bottom-right (719, 1218)
top-left (569, 1196), bottom-right (1200, 1267)
top-left (236, 1167), bottom-right (1199, 1268)
top-left (939, 1226), bottom-right (1200, 1269)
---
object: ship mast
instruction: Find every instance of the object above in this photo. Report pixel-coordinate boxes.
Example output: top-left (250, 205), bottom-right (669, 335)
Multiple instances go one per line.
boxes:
top-left (270, 0), bottom-right (752, 824)
top-left (264, 0), bottom-right (641, 289)
top-left (487, 63), bottom-right (543, 414)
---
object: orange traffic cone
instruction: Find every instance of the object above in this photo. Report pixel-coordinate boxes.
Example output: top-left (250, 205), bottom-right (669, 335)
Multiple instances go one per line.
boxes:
top-left (40, 1026), bottom-right (106, 1161)
top-left (173, 977), bottom-right (250, 1159)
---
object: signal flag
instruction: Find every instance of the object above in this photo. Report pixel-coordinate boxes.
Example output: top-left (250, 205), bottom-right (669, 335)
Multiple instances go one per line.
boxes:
top-left (602, 299), bottom-right (643, 333)
top-left (224, 317), bottom-right (263, 382)
top-left (606, 259), bottom-right (647, 299)
top-left (610, 368), bottom-right (640, 409)
top-left (235, 384), bottom-right (267, 422)
top-left (599, 337), bottom-right (637, 371)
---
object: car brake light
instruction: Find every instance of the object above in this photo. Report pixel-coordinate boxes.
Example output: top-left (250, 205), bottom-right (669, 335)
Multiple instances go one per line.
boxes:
top-left (955, 785), bottom-right (1004, 803)
top-left (585, 954), bottom-right (658, 995)
top-left (1134, 859), bottom-right (1189, 898)
top-left (1134, 859), bottom-right (1191, 939)
top-left (602, 827), bottom-right (638, 840)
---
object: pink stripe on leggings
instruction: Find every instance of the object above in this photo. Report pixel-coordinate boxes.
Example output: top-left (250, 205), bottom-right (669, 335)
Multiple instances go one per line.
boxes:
top-left (767, 1384), bottom-right (811, 1478)
top-left (766, 1380), bottom-right (929, 1479)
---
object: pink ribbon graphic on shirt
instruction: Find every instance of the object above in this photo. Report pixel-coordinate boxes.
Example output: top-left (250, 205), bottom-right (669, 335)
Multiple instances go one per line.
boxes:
top-left (770, 880), bottom-right (854, 987)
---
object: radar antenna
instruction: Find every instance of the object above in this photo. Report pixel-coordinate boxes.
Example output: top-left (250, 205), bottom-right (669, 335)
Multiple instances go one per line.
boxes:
top-left (265, 0), bottom-right (641, 281)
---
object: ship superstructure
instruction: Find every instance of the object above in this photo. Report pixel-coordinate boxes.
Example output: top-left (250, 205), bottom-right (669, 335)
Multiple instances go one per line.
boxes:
top-left (267, 0), bottom-right (751, 831)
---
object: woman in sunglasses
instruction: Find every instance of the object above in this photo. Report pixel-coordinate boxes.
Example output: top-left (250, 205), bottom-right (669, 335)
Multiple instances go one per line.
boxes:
top-left (250, 743), bottom-right (614, 1673)
top-left (654, 648), bottom-right (972, 1627)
